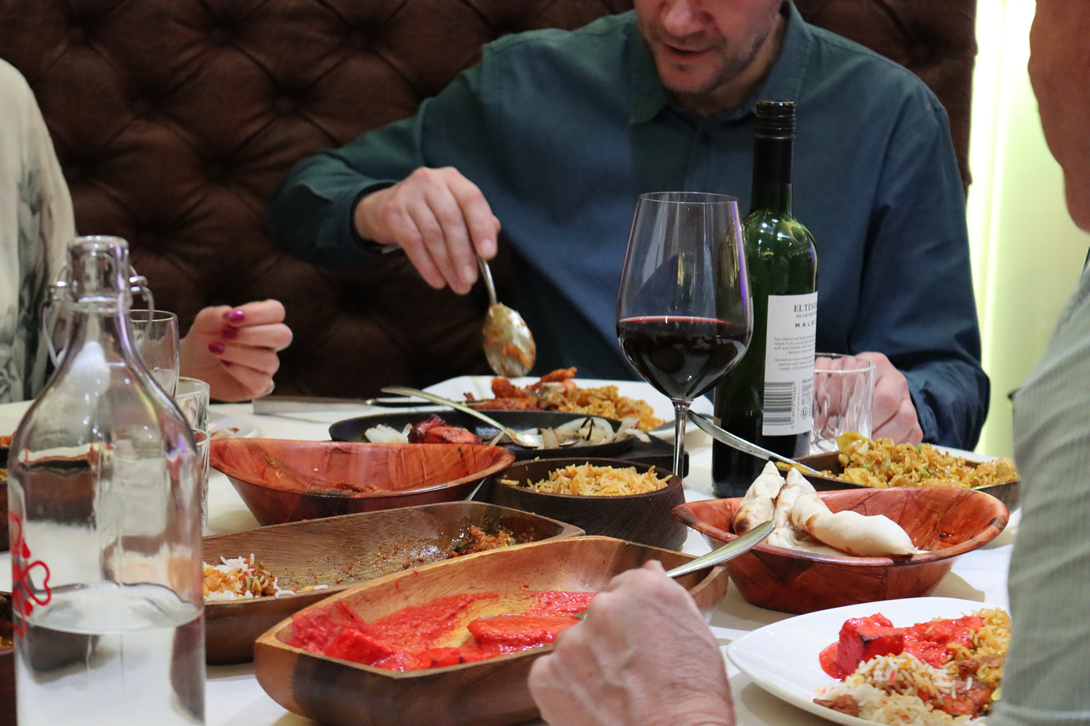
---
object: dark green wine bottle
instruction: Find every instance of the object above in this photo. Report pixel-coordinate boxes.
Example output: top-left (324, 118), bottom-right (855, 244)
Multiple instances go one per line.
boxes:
top-left (711, 100), bottom-right (818, 498)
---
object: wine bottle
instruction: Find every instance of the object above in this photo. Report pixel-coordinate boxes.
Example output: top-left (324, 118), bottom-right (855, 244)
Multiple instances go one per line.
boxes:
top-left (711, 100), bottom-right (818, 498)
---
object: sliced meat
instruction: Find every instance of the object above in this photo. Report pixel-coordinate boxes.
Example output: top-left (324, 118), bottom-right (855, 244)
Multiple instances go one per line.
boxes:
top-left (833, 615), bottom-right (904, 677)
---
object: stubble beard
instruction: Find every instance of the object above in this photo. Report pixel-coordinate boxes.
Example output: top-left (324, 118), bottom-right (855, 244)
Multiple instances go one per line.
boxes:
top-left (641, 6), bottom-right (781, 104)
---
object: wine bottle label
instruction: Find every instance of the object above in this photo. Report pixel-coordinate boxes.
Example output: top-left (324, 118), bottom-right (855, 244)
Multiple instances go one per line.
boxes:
top-left (762, 292), bottom-right (818, 436)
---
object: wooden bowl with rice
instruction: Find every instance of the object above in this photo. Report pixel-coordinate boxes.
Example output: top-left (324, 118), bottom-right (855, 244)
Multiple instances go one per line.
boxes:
top-left (488, 457), bottom-right (686, 550)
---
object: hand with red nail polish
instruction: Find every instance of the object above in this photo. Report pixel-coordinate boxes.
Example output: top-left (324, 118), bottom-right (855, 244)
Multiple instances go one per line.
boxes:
top-left (179, 300), bottom-right (292, 401)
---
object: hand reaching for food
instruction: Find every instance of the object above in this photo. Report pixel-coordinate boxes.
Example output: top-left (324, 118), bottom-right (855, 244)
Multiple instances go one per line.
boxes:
top-left (354, 166), bottom-right (502, 295)
top-left (528, 561), bottom-right (736, 726)
top-left (179, 300), bottom-right (292, 402)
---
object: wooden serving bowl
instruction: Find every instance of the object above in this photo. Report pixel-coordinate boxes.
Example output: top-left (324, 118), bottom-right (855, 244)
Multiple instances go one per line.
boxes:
top-left (488, 457), bottom-right (687, 550)
top-left (210, 439), bottom-right (515, 525)
top-left (794, 451), bottom-right (1021, 510)
top-left (1, 592), bottom-right (11, 726)
top-left (254, 536), bottom-right (730, 726)
top-left (1, 436), bottom-right (10, 551)
top-left (203, 501), bottom-right (582, 664)
top-left (673, 487), bottom-right (1009, 614)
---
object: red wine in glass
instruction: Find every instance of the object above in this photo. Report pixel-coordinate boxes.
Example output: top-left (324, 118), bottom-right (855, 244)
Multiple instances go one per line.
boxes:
top-left (616, 191), bottom-right (752, 478)
top-left (617, 316), bottom-right (749, 401)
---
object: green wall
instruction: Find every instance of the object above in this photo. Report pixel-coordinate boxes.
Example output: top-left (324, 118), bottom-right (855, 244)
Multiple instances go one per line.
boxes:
top-left (967, 0), bottom-right (1090, 457)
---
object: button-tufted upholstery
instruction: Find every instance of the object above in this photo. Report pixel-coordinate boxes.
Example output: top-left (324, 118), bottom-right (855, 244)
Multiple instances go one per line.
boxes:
top-left (0, 0), bottom-right (976, 398)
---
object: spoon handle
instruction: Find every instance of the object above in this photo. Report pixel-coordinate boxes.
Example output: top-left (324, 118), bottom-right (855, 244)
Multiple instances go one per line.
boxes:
top-left (477, 257), bottom-right (499, 306)
top-left (380, 385), bottom-right (535, 448)
top-left (687, 411), bottom-right (823, 476)
top-left (665, 520), bottom-right (775, 579)
top-left (573, 520), bottom-right (775, 620)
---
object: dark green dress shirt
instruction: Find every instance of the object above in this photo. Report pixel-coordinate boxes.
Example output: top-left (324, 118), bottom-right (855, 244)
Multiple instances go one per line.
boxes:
top-left (269, 4), bottom-right (989, 448)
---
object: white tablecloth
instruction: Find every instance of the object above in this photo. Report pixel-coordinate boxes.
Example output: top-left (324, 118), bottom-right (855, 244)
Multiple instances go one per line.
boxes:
top-left (0, 400), bottom-right (1016, 726)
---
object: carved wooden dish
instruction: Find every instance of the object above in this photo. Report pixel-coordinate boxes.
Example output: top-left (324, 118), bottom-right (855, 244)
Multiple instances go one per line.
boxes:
top-left (1, 591), bottom-right (12, 726)
top-left (673, 487), bottom-right (1008, 614)
top-left (1, 437), bottom-right (10, 551)
top-left (792, 451), bottom-right (1021, 510)
top-left (254, 536), bottom-right (730, 726)
top-left (203, 501), bottom-right (582, 664)
top-left (487, 457), bottom-right (687, 550)
top-left (210, 439), bottom-right (515, 525)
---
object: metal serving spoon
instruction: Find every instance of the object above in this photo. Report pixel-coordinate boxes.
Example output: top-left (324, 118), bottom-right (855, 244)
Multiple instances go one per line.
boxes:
top-left (665, 519), bottom-right (775, 578)
top-left (575, 520), bottom-right (775, 619)
top-left (382, 385), bottom-right (551, 449)
top-left (687, 410), bottom-right (823, 476)
top-left (478, 257), bottom-right (536, 377)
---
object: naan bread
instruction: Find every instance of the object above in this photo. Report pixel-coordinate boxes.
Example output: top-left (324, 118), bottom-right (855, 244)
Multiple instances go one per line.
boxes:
top-left (789, 493), bottom-right (920, 557)
top-left (773, 468), bottom-right (816, 529)
top-left (732, 461), bottom-right (783, 534)
top-left (764, 470), bottom-right (843, 554)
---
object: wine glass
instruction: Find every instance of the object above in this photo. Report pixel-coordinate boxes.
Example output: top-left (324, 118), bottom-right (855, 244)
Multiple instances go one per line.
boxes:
top-left (616, 192), bottom-right (753, 477)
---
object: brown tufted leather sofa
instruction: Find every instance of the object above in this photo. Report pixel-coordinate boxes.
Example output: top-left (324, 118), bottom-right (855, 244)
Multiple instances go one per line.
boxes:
top-left (0, 0), bottom-right (976, 398)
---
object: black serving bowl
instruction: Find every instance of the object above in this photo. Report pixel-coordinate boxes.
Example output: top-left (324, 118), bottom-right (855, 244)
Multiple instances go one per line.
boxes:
top-left (329, 409), bottom-right (634, 461)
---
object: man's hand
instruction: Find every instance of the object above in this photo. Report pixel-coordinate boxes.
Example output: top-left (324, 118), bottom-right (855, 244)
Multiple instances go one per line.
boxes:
top-left (528, 561), bottom-right (736, 726)
top-left (179, 300), bottom-right (291, 402)
top-left (354, 167), bottom-right (501, 294)
top-left (856, 351), bottom-right (922, 444)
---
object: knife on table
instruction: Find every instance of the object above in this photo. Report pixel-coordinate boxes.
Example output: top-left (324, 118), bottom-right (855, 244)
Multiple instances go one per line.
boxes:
top-left (252, 395), bottom-right (431, 415)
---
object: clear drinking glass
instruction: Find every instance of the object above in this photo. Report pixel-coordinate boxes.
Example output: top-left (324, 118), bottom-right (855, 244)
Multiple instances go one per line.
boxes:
top-left (811, 353), bottom-right (877, 454)
top-left (616, 192), bottom-right (753, 477)
top-left (131, 310), bottom-right (181, 396)
top-left (175, 376), bottom-right (211, 534)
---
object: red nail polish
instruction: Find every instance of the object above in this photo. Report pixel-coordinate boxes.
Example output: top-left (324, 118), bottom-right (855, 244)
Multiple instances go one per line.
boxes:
top-left (209, 341), bottom-right (226, 355)
top-left (220, 327), bottom-right (239, 340)
top-left (227, 309), bottom-right (245, 323)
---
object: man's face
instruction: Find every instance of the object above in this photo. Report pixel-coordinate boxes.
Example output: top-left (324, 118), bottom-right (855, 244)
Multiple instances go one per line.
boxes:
top-left (634, 0), bottom-right (783, 111)
top-left (1028, 0), bottom-right (1090, 231)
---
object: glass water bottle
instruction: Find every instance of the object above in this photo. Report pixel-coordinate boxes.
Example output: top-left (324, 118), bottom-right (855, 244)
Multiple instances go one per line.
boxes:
top-left (8, 236), bottom-right (205, 725)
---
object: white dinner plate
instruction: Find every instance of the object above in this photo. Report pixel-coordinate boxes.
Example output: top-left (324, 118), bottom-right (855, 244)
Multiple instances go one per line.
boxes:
top-left (726, 596), bottom-right (1003, 726)
top-left (423, 375), bottom-right (715, 435)
top-left (208, 414), bottom-right (259, 440)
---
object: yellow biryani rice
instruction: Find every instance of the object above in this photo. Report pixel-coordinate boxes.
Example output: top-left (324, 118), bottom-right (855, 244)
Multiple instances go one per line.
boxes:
top-left (834, 433), bottom-right (1018, 489)
top-left (503, 463), bottom-right (670, 496)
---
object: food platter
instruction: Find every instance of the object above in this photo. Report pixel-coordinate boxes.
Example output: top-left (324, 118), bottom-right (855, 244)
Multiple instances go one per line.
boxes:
top-left (328, 409), bottom-right (633, 460)
top-left (792, 451), bottom-right (1021, 511)
top-left (423, 375), bottom-right (715, 439)
top-left (202, 501), bottom-right (583, 664)
top-left (726, 597), bottom-right (1004, 726)
top-left (254, 536), bottom-right (731, 726)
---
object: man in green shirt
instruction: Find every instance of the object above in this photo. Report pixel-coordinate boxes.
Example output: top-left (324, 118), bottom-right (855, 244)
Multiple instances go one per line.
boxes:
top-left (270, 0), bottom-right (987, 449)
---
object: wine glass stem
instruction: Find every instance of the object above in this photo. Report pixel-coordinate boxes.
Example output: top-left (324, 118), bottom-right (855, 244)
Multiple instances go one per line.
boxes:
top-left (671, 400), bottom-right (692, 478)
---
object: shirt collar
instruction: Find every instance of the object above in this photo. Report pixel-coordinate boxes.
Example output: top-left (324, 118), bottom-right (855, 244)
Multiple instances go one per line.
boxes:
top-left (629, 2), bottom-right (814, 125)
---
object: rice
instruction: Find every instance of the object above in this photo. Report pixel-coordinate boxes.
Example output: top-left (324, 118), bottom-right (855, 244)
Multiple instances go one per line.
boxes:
top-left (818, 653), bottom-right (972, 725)
top-left (833, 433), bottom-right (1018, 489)
top-left (503, 463), bottom-right (670, 496)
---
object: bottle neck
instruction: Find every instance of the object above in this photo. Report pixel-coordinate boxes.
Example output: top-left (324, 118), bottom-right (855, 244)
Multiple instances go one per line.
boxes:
top-left (749, 135), bottom-right (793, 215)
